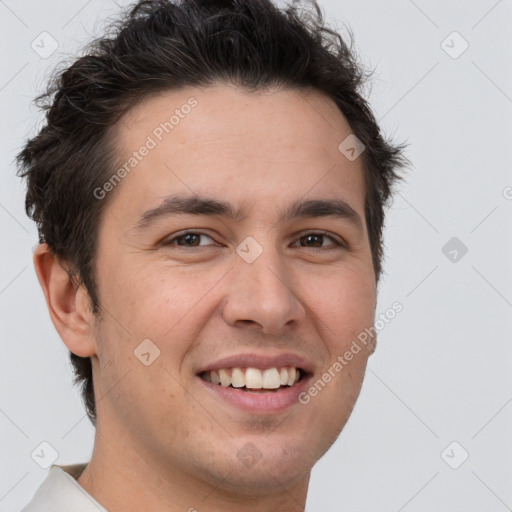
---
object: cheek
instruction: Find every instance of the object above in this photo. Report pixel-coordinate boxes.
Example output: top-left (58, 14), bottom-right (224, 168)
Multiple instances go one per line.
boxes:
top-left (133, 269), bottom-right (220, 341)
top-left (98, 360), bottom-right (193, 447)
top-left (92, 262), bottom-right (206, 404)
top-left (306, 262), bottom-right (376, 343)
top-left (98, 255), bottom-right (210, 337)
top-left (302, 262), bottom-right (374, 422)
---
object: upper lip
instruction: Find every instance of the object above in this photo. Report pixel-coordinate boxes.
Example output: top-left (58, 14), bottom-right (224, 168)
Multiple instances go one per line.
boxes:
top-left (196, 353), bottom-right (313, 374)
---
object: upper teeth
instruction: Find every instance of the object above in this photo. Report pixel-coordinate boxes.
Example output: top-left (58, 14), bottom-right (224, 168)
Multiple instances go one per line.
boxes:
top-left (201, 367), bottom-right (301, 389)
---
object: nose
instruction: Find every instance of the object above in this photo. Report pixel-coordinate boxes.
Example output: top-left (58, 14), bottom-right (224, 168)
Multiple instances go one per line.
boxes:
top-left (221, 242), bottom-right (306, 336)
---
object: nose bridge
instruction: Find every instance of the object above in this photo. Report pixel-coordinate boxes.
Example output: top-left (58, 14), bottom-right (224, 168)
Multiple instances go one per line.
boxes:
top-left (222, 234), bottom-right (305, 334)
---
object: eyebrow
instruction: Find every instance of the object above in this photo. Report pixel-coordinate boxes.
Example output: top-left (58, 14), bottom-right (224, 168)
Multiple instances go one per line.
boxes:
top-left (132, 194), bottom-right (363, 232)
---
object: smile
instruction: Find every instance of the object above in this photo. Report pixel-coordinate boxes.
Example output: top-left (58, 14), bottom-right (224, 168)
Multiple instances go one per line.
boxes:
top-left (197, 367), bottom-right (311, 413)
top-left (199, 366), bottom-right (304, 391)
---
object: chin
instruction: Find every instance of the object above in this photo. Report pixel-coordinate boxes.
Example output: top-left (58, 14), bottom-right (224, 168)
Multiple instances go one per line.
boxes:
top-left (216, 461), bottom-right (309, 496)
top-left (208, 435), bottom-right (318, 495)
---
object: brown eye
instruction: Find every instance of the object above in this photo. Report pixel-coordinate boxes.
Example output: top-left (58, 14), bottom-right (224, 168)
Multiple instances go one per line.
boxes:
top-left (164, 232), bottom-right (216, 247)
top-left (294, 232), bottom-right (342, 249)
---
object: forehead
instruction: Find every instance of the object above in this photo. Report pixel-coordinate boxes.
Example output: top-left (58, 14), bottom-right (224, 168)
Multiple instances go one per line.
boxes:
top-left (105, 83), bottom-right (366, 225)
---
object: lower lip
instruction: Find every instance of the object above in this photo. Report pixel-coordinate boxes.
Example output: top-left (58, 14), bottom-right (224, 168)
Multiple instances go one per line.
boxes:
top-left (197, 374), bottom-right (313, 413)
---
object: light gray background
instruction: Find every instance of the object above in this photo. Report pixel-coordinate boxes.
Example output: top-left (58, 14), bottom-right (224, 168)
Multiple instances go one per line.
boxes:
top-left (1, 0), bottom-right (511, 510)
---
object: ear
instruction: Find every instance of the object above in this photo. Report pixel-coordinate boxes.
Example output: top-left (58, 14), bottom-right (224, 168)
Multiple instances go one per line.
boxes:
top-left (33, 243), bottom-right (98, 358)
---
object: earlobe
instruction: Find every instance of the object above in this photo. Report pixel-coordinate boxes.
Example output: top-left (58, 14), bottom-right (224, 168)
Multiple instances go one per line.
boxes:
top-left (33, 243), bottom-right (97, 358)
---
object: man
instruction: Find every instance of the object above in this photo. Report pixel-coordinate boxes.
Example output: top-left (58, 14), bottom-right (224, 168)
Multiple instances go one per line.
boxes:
top-left (18, 0), bottom-right (407, 510)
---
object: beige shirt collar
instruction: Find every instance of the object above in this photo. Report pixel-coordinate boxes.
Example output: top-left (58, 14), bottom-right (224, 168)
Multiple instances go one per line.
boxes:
top-left (21, 463), bottom-right (107, 512)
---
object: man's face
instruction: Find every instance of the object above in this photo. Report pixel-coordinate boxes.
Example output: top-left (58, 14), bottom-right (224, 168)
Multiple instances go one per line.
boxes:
top-left (91, 84), bottom-right (376, 492)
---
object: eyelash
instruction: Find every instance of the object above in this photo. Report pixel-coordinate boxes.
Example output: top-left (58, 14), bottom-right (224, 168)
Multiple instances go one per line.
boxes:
top-left (162, 231), bottom-right (345, 250)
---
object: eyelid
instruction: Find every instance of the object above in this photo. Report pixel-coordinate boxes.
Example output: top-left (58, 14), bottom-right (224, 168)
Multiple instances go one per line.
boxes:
top-left (162, 229), bottom-right (346, 249)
